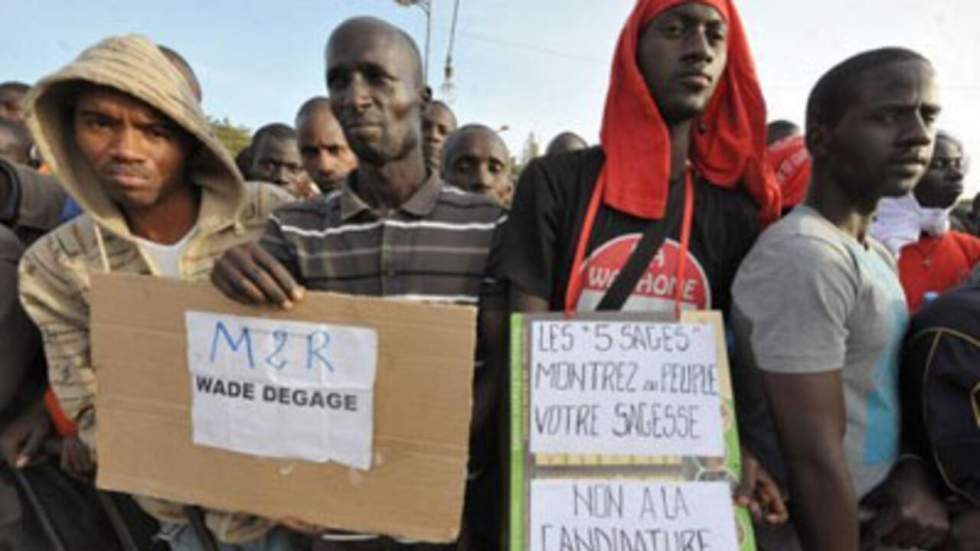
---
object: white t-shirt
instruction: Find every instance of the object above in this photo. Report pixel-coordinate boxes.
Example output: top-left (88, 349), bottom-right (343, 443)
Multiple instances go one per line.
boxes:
top-left (135, 228), bottom-right (195, 278)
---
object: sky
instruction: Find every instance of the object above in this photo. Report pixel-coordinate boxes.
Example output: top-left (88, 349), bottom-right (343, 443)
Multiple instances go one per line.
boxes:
top-left (3, 0), bottom-right (980, 197)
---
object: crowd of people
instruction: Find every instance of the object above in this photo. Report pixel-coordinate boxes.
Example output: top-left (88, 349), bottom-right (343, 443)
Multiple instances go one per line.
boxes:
top-left (1, 0), bottom-right (979, 550)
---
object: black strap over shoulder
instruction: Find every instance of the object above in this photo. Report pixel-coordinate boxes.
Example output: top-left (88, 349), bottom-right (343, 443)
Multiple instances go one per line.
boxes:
top-left (596, 180), bottom-right (687, 311)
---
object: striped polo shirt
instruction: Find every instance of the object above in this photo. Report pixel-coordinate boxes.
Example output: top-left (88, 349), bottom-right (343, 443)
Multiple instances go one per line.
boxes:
top-left (260, 172), bottom-right (506, 306)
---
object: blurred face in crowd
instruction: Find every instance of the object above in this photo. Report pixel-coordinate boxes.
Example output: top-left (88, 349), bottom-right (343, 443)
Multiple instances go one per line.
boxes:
top-left (422, 102), bottom-right (457, 172)
top-left (251, 134), bottom-right (304, 188)
top-left (442, 126), bottom-right (511, 198)
top-left (818, 60), bottom-right (940, 205)
top-left (0, 122), bottom-right (31, 165)
top-left (0, 87), bottom-right (26, 123)
top-left (637, 2), bottom-right (728, 125)
top-left (914, 133), bottom-right (966, 209)
top-left (73, 85), bottom-right (192, 210)
top-left (296, 104), bottom-right (358, 192)
top-left (326, 18), bottom-right (427, 166)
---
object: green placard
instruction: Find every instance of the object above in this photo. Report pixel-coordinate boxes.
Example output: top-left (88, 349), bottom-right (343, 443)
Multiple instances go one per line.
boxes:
top-left (509, 311), bottom-right (756, 551)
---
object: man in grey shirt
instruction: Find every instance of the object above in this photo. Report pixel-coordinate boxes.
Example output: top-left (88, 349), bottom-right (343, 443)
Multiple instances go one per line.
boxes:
top-left (732, 48), bottom-right (949, 550)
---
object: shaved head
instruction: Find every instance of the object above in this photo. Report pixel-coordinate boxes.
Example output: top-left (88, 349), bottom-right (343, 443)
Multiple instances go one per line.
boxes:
top-left (326, 17), bottom-right (424, 88)
top-left (326, 16), bottom-right (430, 166)
top-left (295, 96), bottom-right (357, 191)
top-left (442, 124), bottom-right (512, 202)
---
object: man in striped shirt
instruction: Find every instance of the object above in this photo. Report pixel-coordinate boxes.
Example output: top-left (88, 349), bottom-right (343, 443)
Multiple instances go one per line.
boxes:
top-left (211, 16), bottom-right (507, 551)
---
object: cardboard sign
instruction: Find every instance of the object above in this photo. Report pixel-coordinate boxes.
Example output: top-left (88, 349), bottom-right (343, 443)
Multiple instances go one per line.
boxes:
top-left (511, 311), bottom-right (755, 551)
top-left (185, 312), bottom-right (378, 469)
top-left (91, 273), bottom-right (477, 542)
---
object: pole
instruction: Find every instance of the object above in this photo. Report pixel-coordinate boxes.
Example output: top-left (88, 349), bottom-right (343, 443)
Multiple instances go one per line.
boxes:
top-left (424, 4), bottom-right (432, 86)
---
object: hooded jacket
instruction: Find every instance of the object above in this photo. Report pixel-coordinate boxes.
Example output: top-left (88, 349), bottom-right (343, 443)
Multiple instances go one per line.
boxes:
top-left (18, 35), bottom-right (293, 543)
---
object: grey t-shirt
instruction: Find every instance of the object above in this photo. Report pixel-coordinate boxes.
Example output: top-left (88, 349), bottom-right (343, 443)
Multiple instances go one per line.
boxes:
top-left (731, 206), bottom-right (909, 499)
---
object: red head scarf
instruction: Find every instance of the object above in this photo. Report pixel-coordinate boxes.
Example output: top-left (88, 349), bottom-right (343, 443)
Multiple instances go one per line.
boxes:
top-left (598, 0), bottom-right (780, 223)
top-left (768, 134), bottom-right (811, 210)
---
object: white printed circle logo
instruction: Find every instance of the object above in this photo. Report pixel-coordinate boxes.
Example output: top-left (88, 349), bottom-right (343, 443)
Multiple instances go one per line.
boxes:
top-left (576, 235), bottom-right (711, 312)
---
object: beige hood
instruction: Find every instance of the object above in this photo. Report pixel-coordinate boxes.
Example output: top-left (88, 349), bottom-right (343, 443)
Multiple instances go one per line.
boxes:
top-left (22, 34), bottom-right (245, 241)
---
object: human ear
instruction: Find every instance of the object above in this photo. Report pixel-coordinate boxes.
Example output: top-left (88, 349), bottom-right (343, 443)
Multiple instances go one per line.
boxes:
top-left (805, 126), bottom-right (830, 159)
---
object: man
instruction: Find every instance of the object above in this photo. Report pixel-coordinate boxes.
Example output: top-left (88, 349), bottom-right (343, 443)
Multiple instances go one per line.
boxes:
top-left (496, 0), bottom-right (784, 526)
top-left (544, 131), bottom-right (587, 155)
top-left (871, 131), bottom-right (980, 311)
top-left (0, 82), bottom-right (29, 123)
top-left (732, 48), bottom-right (950, 550)
top-left (249, 123), bottom-right (308, 195)
top-left (900, 281), bottom-right (980, 551)
top-left (441, 124), bottom-right (512, 206)
top-left (421, 99), bottom-right (457, 174)
top-left (17, 35), bottom-right (299, 550)
top-left (210, 17), bottom-right (506, 551)
top-left (294, 96), bottom-right (357, 193)
top-left (766, 119), bottom-right (800, 145)
top-left (0, 120), bottom-right (32, 166)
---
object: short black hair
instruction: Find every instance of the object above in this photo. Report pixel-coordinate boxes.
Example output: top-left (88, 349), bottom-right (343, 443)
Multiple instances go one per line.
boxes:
top-left (252, 123), bottom-right (296, 149)
top-left (295, 96), bottom-right (332, 123)
top-left (806, 47), bottom-right (930, 133)
top-left (545, 132), bottom-right (588, 155)
top-left (766, 120), bottom-right (800, 145)
top-left (0, 81), bottom-right (29, 95)
top-left (442, 124), bottom-right (509, 170)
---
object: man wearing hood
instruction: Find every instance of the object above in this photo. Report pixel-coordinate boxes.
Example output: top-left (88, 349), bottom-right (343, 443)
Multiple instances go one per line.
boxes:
top-left (495, 0), bottom-right (784, 524)
top-left (16, 35), bottom-right (302, 550)
top-left (870, 131), bottom-right (980, 311)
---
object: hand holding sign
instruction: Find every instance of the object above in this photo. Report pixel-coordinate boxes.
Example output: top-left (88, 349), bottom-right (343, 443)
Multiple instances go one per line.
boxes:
top-left (211, 243), bottom-right (305, 309)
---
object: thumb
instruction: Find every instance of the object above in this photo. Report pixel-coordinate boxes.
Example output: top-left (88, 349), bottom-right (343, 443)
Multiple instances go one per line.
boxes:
top-left (735, 457), bottom-right (758, 504)
top-left (16, 426), bottom-right (46, 468)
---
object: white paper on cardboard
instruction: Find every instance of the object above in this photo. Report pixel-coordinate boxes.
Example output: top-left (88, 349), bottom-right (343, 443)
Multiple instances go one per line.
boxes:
top-left (528, 321), bottom-right (724, 457)
top-left (185, 311), bottom-right (377, 469)
top-left (530, 479), bottom-right (740, 551)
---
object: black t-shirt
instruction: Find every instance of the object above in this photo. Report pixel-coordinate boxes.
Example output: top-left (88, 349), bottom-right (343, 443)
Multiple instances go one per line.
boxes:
top-left (498, 146), bottom-right (760, 315)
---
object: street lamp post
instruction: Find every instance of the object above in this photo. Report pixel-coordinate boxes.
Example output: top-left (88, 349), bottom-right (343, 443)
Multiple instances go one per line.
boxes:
top-left (395, 0), bottom-right (432, 86)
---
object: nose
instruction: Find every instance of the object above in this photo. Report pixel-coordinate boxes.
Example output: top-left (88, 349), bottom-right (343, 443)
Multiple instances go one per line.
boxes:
top-left (316, 150), bottom-right (335, 176)
top-left (948, 164), bottom-right (965, 182)
top-left (270, 164), bottom-right (289, 184)
top-left (109, 126), bottom-right (143, 162)
top-left (902, 113), bottom-right (933, 150)
top-left (347, 74), bottom-right (372, 113)
top-left (472, 165), bottom-right (493, 191)
top-left (682, 27), bottom-right (714, 64)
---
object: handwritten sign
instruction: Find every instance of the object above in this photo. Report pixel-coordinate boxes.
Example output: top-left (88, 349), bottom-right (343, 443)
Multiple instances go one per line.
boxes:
top-left (529, 321), bottom-right (723, 457)
top-left (511, 312), bottom-right (755, 551)
top-left (530, 480), bottom-right (739, 551)
top-left (186, 311), bottom-right (377, 470)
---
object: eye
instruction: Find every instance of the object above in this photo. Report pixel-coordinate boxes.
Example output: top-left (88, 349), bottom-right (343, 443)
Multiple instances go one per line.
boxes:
top-left (146, 124), bottom-right (173, 140)
top-left (660, 22), bottom-right (684, 38)
top-left (300, 147), bottom-right (317, 157)
top-left (364, 65), bottom-right (389, 85)
top-left (327, 70), bottom-right (350, 91)
top-left (707, 24), bottom-right (727, 43)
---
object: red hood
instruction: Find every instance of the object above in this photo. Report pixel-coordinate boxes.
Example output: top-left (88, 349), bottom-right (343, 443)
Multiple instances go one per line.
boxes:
top-left (598, 0), bottom-right (780, 223)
